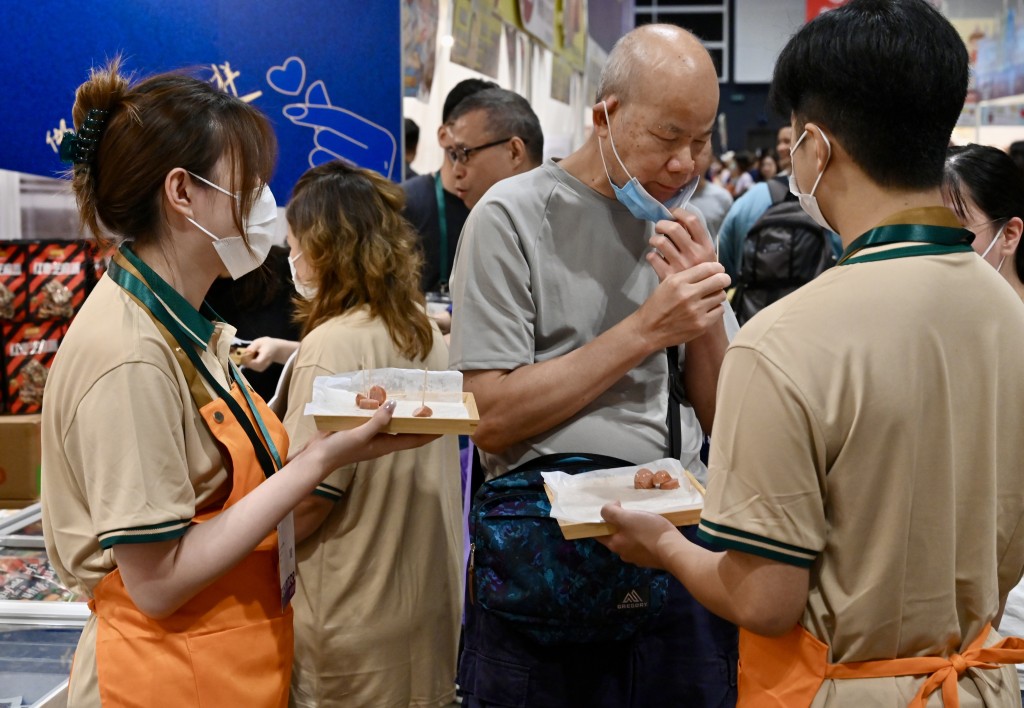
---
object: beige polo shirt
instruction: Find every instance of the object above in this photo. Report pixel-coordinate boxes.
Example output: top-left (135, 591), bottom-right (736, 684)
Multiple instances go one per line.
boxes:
top-left (700, 212), bottom-right (1024, 704)
top-left (283, 308), bottom-right (462, 707)
top-left (41, 274), bottom-right (237, 597)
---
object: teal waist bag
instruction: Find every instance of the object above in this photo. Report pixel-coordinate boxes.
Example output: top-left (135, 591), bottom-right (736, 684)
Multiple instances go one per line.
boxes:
top-left (468, 453), bottom-right (671, 645)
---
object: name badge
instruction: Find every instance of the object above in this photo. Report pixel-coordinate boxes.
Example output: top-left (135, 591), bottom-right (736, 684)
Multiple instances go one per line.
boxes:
top-left (277, 512), bottom-right (297, 609)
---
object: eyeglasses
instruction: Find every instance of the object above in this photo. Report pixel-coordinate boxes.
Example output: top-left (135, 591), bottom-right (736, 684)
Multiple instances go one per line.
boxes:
top-left (446, 137), bottom-right (515, 165)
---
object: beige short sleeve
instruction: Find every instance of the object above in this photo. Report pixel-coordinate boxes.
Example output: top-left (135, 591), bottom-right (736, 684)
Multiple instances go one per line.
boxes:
top-left (284, 355), bottom-right (355, 502)
top-left (698, 345), bottom-right (827, 567)
top-left (64, 361), bottom-right (197, 548)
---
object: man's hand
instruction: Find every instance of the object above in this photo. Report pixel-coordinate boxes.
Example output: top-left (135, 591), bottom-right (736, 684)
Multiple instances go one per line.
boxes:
top-left (597, 502), bottom-right (681, 569)
top-left (648, 209), bottom-right (718, 282)
top-left (634, 262), bottom-right (730, 351)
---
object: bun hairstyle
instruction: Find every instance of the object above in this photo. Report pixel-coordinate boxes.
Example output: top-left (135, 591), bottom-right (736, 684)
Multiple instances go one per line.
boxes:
top-left (65, 57), bottom-right (277, 248)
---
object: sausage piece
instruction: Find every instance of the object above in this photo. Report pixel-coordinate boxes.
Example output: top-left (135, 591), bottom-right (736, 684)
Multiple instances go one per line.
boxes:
top-left (368, 385), bottom-right (387, 404)
top-left (652, 470), bottom-right (672, 486)
top-left (634, 467), bottom-right (655, 489)
top-left (659, 478), bottom-right (681, 490)
top-left (412, 405), bottom-right (433, 418)
top-left (357, 398), bottom-right (381, 410)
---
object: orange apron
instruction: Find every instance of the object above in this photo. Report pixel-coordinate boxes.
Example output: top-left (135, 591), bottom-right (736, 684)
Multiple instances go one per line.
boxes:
top-left (87, 251), bottom-right (293, 707)
top-left (738, 623), bottom-right (1024, 707)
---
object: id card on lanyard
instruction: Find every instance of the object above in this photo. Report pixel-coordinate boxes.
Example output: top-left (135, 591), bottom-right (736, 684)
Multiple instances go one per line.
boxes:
top-left (109, 246), bottom-right (296, 609)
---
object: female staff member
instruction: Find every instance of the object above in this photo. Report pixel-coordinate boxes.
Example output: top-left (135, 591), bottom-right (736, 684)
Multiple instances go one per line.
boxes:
top-left (944, 142), bottom-right (1024, 705)
top-left (281, 161), bottom-right (462, 708)
top-left (40, 62), bottom-right (433, 707)
top-left (944, 144), bottom-right (1024, 298)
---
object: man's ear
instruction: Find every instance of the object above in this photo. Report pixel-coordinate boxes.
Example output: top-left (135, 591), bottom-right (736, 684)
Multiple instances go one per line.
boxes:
top-left (592, 96), bottom-right (619, 138)
top-left (508, 136), bottom-right (528, 168)
top-left (800, 122), bottom-right (833, 174)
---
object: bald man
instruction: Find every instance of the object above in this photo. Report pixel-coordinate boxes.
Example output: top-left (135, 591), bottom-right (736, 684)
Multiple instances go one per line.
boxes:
top-left (450, 25), bottom-right (738, 707)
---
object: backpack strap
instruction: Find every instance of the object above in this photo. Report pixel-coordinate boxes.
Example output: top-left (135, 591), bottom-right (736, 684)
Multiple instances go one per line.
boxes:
top-left (666, 346), bottom-right (683, 460)
top-left (765, 176), bottom-right (791, 206)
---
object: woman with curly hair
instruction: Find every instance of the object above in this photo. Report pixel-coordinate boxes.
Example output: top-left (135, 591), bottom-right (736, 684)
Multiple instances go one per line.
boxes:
top-left (282, 160), bottom-right (462, 707)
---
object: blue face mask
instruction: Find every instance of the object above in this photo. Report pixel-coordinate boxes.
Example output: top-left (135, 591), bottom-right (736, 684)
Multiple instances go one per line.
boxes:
top-left (598, 101), bottom-right (699, 223)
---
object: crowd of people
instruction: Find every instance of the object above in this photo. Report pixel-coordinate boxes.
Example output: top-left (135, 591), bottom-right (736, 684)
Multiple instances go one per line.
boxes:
top-left (37, 0), bottom-right (1024, 706)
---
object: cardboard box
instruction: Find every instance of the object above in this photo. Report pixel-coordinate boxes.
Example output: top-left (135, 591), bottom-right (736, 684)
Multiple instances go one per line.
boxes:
top-left (26, 240), bottom-right (94, 321)
top-left (0, 415), bottom-right (41, 501)
top-left (0, 242), bottom-right (28, 322)
top-left (3, 321), bottom-right (65, 415)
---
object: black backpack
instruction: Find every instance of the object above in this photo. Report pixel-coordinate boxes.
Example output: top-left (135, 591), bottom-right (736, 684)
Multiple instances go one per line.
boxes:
top-left (731, 177), bottom-right (837, 325)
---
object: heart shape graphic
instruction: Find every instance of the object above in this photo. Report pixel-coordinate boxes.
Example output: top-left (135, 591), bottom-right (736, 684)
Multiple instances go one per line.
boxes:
top-left (266, 57), bottom-right (306, 96)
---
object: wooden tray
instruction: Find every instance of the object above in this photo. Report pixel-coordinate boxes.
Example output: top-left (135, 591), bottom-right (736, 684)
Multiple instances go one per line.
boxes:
top-left (545, 469), bottom-right (706, 540)
top-left (313, 392), bottom-right (479, 435)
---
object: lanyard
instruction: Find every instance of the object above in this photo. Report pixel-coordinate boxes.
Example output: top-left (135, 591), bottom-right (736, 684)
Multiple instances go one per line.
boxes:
top-left (839, 223), bottom-right (974, 266)
top-left (434, 171), bottom-right (449, 289)
top-left (108, 246), bottom-right (283, 478)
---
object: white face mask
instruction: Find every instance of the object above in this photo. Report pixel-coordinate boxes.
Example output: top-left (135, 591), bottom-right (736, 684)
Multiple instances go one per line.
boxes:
top-left (186, 171), bottom-right (278, 280)
top-left (788, 129), bottom-right (836, 233)
top-left (287, 251), bottom-right (318, 300)
top-left (980, 223), bottom-right (1007, 272)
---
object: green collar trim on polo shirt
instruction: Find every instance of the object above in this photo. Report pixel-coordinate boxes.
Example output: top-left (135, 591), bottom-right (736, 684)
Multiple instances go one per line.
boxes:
top-left (118, 244), bottom-right (216, 348)
top-left (838, 207), bottom-right (975, 267)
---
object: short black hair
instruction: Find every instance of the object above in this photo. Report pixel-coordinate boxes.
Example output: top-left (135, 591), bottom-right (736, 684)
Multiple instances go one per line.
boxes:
top-left (447, 88), bottom-right (544, 166)
top-left (442, 78), bottom-right (499, 124)
top-left (404, 118), bottom-right (419, 151)
top-left (944, 143), bottom-right (1024, 279)
top-left (1009, 140), bottom-right (1024, 173)
top-left (770, 0), bottom-right (968, 190)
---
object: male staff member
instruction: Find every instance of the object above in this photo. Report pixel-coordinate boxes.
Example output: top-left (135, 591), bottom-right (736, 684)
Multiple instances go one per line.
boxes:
top-left (603, 1), bottom-right (1024, 705)
top-left (450, 24), bottom-right (737, 707)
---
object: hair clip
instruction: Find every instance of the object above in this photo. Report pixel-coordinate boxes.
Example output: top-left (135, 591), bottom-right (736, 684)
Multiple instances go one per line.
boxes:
top-left (59, 108), bottom-right (109, 166)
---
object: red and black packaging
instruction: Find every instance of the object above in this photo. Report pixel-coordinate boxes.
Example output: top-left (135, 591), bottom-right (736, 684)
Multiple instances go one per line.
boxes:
top-left (26, 241), bottom-right (94, 322)
top-left (0, 242), bottom-right (28, 322)
top-left (3, 321), bottom-right (65, 415)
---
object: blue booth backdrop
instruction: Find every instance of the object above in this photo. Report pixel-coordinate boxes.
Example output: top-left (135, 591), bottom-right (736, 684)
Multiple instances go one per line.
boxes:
top-left (1, 0), bottom-right (402, 198)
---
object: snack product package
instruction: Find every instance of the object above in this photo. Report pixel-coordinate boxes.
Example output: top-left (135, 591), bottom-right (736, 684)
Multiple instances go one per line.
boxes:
top-left (0, 242), bottom-right (28, 322)
top-left (2, 321), bottom-right (65, 414)
top-left (26, 241), bottom-right (95, 321)
top-left (0, 548), bottom-right (78, 602)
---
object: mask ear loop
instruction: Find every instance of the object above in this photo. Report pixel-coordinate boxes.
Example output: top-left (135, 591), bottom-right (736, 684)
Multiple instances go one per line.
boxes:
top-left (808, 130), bottom-right (832, 197)
top-left (982, 223), bottom-right (1007, 272)
top-left (600, 101), bottom-right (636, 182)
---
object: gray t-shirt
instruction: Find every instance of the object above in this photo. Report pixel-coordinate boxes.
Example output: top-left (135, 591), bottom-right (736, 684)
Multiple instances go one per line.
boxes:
top-left (450, 159), bottom-right (730, 478)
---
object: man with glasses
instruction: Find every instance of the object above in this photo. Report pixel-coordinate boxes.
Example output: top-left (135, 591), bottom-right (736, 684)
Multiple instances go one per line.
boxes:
top-left (444, 88), bottom-right (543, 210)
top-left (449, 24), bottom-right (737, 708)
top-left (401, 78), bottom-right (497, 296)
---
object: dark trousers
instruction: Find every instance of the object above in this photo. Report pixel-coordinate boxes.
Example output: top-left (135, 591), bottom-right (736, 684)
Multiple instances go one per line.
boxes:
top-left (458, 527), bottom-right (738, 708)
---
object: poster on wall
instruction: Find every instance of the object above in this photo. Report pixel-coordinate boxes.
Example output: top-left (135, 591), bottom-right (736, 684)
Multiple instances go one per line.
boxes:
top-left (806, 0), bottom-right (850, 21)
top-left (495, 0), bottom-right (522, 26)
top-left (2, 0), bottom-right (402, 197)
top-left (451, 0), bottom-right (503, 78)
top-left (403, 0), bottom-right (440, 101)
top-left (551, 54), bottom-right (573, 105)
top-left (559, 0), bottom-right (588, 72)
top-left (807, 0), bottom-right (938, 21)
top-left (519, 0), bottom-right (556, 49)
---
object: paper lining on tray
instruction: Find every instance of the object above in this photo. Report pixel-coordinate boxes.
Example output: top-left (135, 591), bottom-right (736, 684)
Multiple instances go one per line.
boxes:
top-left (304, 368), bottom-right (466, 417)
top-left (542, 458), bottom-right (703, 524)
